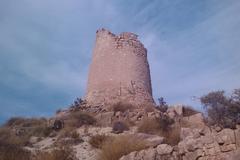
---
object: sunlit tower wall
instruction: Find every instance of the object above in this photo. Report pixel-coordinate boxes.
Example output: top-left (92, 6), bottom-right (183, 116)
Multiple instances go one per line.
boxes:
top-left (85, 28), bottom-right (154, 107)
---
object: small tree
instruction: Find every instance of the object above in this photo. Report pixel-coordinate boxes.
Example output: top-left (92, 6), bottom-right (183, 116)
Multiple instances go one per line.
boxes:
top-left (156, 97), bottom-right (168, 112)
top-left (200, 89), bottom-right (240, 129)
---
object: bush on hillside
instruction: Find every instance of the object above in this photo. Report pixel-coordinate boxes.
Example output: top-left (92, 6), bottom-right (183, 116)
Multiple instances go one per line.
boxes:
top-left (138, 115), bottom-right (180, 145)
top-left (89, 134), bottom-right (110, 149)
top-left (156, 97), bottom-right (168, 112)
top-left (112, 121), bottom-right (129, 134)
top-left (65, 111), bottom-right (96, 128)
top-left (0, 117), bottom-right (53, 149)
top-left (4, 117), bottom-right (52, 137)
top-left (201, 89), bottom-right (240, 129)
top-left (138, 115), bottom-right (174, 134)
top-left (0, 141), bottom-right (31, 160)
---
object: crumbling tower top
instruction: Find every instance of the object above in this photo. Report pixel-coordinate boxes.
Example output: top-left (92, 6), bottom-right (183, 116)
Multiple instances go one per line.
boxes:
top-left (85, 28), bottom-right (154, 107)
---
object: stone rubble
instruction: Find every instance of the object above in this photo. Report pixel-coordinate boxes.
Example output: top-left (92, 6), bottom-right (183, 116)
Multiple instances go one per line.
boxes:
top-left (119, 126), bottom-right (240, 160)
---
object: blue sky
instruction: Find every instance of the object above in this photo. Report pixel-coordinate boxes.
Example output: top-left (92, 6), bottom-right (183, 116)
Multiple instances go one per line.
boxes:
top-left (0, 0), bottom-right (240, 123)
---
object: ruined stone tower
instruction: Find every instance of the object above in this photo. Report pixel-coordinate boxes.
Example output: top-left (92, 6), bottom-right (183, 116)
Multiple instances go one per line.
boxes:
top-left (85, 28), bottom-right (154, 107)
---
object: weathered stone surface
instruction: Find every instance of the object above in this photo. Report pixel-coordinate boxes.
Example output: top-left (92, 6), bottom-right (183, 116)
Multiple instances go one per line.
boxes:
top-left (235, 128), bottom-right (240, 147)
top-left (178, 136), bottom-right (203, 154)
top-left (74, 142), bottom-right (99, 160)
top-left (216, 129), bottom-right (235, 145)
top-left (156, 144), bottom-right (173, 155)
top-left (119, 126), bottom-right (240, 160)
top-left (201, 135), bottom-right (215, 147)
top-left (199, 126), bottom-right (211, 136)
top-left (229, 149), bottom-right (240, 160)
top-left (214, 126), bottom-right (222, 132)
top-left (180, 128), bottom-right (201, 140)
top-left (183, 113), bottom-right (205, 128)
top-left (220, 144), bottom-right (236, 152)
top-left (85, 29), bottom-right (154, 107)
top-left (183, 149), bottom-right (204, 160)
top-left (29, 136), bottom-right (39, 144)
top-left (95, 111), bottom-right (114, 126)
top-left (120, 148), bottom-right (156, 160)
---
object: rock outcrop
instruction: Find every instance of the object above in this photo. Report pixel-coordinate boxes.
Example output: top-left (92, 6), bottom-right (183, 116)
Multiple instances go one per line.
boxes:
top-left (120, 126), bottom-right (240, 160)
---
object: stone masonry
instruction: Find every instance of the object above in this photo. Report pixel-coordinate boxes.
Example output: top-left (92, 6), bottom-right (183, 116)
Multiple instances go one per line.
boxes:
top-left (85, 28), bottom-right (154, 107)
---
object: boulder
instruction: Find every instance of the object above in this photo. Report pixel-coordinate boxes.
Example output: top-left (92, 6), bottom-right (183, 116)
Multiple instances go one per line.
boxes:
top-left (229, 149), bottom-right (240, 160)
top-left (178, 137), bottom-right (203, 154)
top-left (183, 149), bottom-right (204, 160)
top-left (120, 148), bottom-right (156, 160)
top-left (180, 128), bottom-right (201, 140)
top-left (29, 136), bottom-right (39, 144)
top-left (220, 144), bottom-right (236, 152)
top-left (156, 144), bottom-right (173, 155)
top-left (235, 128), bottom-right (240, 147)
top-left (215, 129), bottom-right (235, 145)
top-left (182, 113), bottom-right (205, 128)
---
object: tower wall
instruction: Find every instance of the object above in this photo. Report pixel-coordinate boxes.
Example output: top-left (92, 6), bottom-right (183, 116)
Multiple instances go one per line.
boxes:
top-left (85, 28), bottom-right (154, 106)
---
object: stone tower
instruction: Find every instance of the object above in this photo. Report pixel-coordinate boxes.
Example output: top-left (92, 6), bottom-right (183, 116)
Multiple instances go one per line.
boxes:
top-left (85, 28), bottom-right (154, 107)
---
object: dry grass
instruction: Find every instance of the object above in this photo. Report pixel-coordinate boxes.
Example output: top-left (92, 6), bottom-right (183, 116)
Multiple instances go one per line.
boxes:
top-left (4, 117), bottom-right (52, 138)
top-left (112, 102), bottom-right (134, 113)
top-left (56, 127), bottom-right (83, 146)
top-left (33, 147), bottom-right (76, 160)
top-left (161, 125), bottom-right (181, 146)
top-left (58, 128), bottom-right (80, 139)
top-left (65, 111), bottom-right (96, 128)
top-left (0, 142), bottom-right (31, 160)
top-left (138, 116), bottom-right (174, 134)
top-left (137, 116), bottom-right (180, 146)
top-left (5, 117), bottom-right (48, 128)
top-left (70, 130), bottom-right (79, 139)
top-left (99, 135), bottom-right (147, 160)
top-left (89, 134), bottom-right (109, 149)
top-left (137, 118), bottom-right (160, 134)
top-left (0, 127), bottom-right (29, 146)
